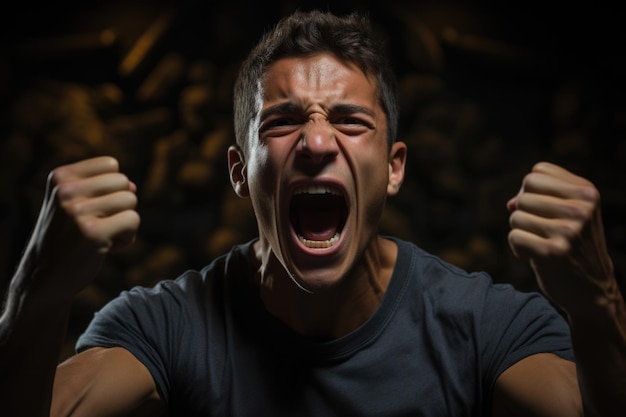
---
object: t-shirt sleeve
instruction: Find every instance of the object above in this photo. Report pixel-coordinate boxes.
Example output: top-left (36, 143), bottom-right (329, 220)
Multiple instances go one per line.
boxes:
top-left (75, 281), bottom-right (185, 404)
top-left (480, 281), bottom-right (575, 388)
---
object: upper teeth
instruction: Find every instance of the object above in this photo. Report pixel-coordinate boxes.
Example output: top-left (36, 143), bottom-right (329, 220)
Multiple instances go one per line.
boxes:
top-left (294, 185), bottom-right (341, 195)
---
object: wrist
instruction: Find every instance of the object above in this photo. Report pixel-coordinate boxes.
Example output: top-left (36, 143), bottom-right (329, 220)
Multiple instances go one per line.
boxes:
top-left (8, 255), bottom-right (77, 315)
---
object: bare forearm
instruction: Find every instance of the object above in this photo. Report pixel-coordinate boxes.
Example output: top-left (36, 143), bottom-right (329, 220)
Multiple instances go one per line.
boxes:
top-left (0, 156), bottom-right (139, 417)
top-left (568, 286), bottom-right (626, 417)
top-left (0, 267), bottom-right (74, 417)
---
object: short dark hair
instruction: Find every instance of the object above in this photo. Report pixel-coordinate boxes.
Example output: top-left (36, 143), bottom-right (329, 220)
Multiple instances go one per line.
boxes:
top-left (233, 10), bottom-right (399, 153)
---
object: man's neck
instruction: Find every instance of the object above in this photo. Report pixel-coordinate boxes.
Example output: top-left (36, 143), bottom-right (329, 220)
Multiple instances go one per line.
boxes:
top-left (251, 237), bottom-right (398, 341)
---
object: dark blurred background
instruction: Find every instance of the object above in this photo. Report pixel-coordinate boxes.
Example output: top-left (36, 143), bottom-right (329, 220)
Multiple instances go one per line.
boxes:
top-left (1, 1), bottom-right (625, 359)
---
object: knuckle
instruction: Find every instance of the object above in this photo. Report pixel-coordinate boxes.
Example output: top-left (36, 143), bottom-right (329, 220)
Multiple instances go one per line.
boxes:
top-left (115, 191), bottom-right (137, 212)
top-left (507, 230), bottom-right (527, 259)
top-left (545, 237), bottom-right (571, 257)
top-left (54, 181), bottom-right (76, 201)
top-left (129, 208), bottom-right (141, 222)
top-left (47, 168), bottom-right (67, 191)
top-left (522, 172), bottom-right (534, 187)
top-left (556, 220), bottom-right (582, 240)
top-left (76, 216), bottom-right (102, 241)
top-left (61, 201), bottom-right (82, 217)
top-left (61, 199), bottom-right (85, 218)
top-left (507, 229), bottom-right (517, 245)
top-left (581, 183), bottom-right (600, 205)
top-left (125, 210), bottom-right (141, 229)
top-left (103, 156), bottom-right (120, 171)
top-left (568, 201), bottom-right (594, 221)
top-left (508, 211), bottom-right (519, 228)
top-left (125, 191), bottom-right (138, 208)
top-left (512, 193), bottom-right (529, 212)
top-left (532, 161), bottom-right (548, 172)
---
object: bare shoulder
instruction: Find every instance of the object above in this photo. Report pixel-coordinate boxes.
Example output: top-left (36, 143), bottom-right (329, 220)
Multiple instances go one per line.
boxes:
top-left (51, 347), bottom-right (164, 417)
top-left (492, 352), bottom-right (582, 417)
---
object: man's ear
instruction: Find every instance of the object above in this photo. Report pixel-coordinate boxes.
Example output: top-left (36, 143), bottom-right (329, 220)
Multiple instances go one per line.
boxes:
top-left (387, 141), bottom-right (407, 196)
top-left (228, 144), bottom-right (249, 197)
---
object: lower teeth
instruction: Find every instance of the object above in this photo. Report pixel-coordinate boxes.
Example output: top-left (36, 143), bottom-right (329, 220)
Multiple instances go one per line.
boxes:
top-left (298, 233), bottom-right (339, 249)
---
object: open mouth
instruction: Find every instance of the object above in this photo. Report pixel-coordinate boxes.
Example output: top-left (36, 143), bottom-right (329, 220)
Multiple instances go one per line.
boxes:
top-left (289, 184), bottom-right (348, 249)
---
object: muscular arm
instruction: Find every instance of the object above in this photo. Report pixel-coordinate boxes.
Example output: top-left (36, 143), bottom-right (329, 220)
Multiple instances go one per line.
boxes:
top-left (493, 353), bottom-right (581, 417)
top-left (0, 157), bottom-right (159, 416)
top-left (503, 162), bottom-right (626, 416)
top-left (52, 347), bottom-right (164, 417)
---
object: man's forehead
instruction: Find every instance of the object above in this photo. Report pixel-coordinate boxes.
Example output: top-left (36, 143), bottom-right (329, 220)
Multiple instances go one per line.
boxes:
top-left (259, 54), bottom-right (379, 109)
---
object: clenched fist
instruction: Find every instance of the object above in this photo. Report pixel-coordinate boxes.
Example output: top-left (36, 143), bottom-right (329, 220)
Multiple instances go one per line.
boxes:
top-left (20, 156), bottom-right (140, 300)
top-left (507, 162), bottom-right (618, 321)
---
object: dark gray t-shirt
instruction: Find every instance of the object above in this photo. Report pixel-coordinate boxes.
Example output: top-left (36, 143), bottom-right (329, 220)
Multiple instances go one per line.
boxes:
top-left (77, 238), bottom-right (574, 416)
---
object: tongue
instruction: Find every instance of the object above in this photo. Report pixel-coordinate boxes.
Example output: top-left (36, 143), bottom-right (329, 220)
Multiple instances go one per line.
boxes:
top-left (296, 206), bottom-right (340, 241)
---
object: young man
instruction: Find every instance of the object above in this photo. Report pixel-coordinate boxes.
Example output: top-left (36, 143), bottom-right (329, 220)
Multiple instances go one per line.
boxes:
top-left (1, 10), bottom-right (625, 417)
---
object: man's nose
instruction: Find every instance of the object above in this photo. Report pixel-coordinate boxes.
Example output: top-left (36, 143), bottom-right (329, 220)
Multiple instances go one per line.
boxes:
top-left (298, 119), bottom-right (339, 164)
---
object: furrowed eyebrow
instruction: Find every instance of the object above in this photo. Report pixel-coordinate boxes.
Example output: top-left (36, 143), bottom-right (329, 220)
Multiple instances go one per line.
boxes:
top-left (260, 102), bottom-right (301, 121)
top-left (331, 104), bottom-right (376, 119)
top-left (259, 102), bottom-right (376, 121)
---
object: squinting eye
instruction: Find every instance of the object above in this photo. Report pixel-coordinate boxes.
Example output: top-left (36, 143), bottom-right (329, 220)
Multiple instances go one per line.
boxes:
top-left (259, 115), bottom-right (307, 137)
top-left (269, 118), bottom-right (294, 127)
top-left (260, 117), bottom-right (298, 132)
top-left (333, 117), bottom-right (374, 132)
top-left (335, 117), bottom-right (364, 125)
